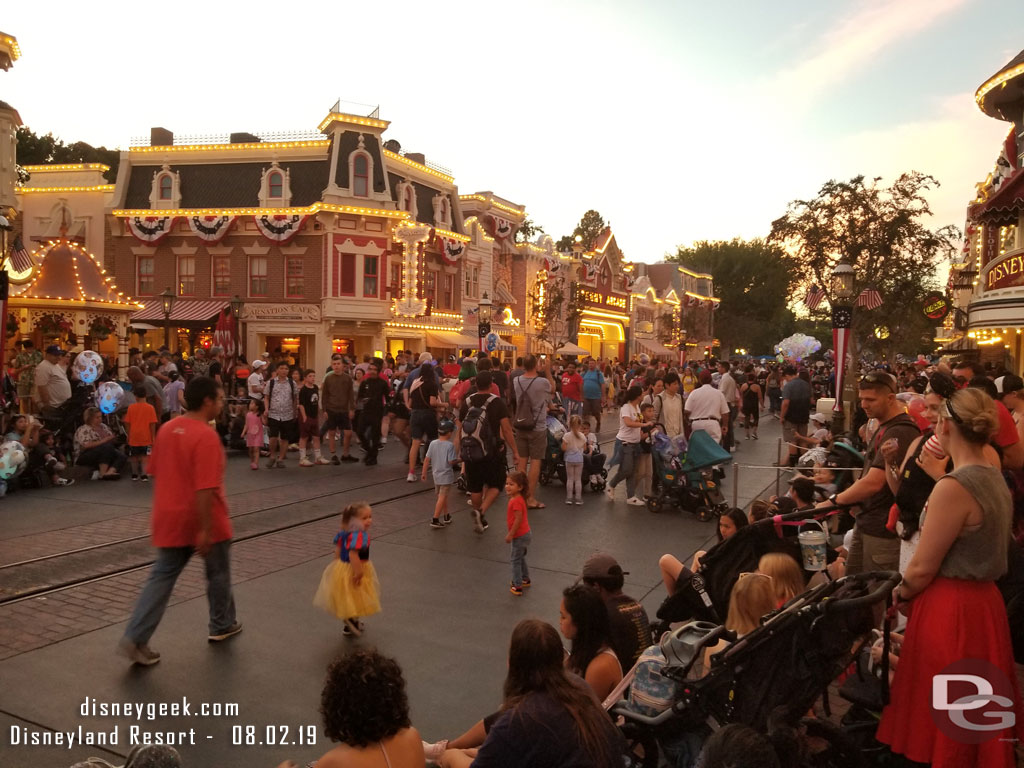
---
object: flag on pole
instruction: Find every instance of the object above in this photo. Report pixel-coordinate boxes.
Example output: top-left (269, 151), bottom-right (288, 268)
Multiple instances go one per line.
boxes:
top-left (804, 284), bottom-right (826, 310)
top-left (6, 235), bottom-right (32, 274)
top-left (855, 288), bottom-right (883, 310)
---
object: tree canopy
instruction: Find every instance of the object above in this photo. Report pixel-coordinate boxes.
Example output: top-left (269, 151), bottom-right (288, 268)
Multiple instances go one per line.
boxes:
top-left (768, 172), bottom-right (958, 354)
top-left (16, 126), bottom-right (119, 183)
top-left (670, 238), bottom-right (799, 355)
top-left (514, 216), bottom-right (545, 244)
top-left (556, 209), bottom-right (606, 251)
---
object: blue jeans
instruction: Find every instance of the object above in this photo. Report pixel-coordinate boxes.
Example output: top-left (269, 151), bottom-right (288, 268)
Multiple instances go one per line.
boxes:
top-left (510, 531), bottom-right (532, 587)
top-left (610, 442), bottom-right (639, 498)
top-left (123, 540), bottom-right (236, 644)
top-left (607, 438), bottom-right (623, 470)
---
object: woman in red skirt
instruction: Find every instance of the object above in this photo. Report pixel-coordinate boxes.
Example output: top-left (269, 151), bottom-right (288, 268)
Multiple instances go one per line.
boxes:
top-left (877, 388), bottom-right (1023, 767)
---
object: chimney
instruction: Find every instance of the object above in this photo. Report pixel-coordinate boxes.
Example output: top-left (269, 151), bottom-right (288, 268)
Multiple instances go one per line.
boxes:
top-left (405, 152), bottom-right (426, 165)
top-left (230, 132), bottom-right (261, 144)
top-left (150, 127), bottom-right (173, 146)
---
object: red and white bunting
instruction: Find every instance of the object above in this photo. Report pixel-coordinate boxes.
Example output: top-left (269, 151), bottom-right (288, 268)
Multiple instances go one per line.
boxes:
top-left (254, 214), bottom-right (307, 243)
top-left (581, 263), bottom-right (597, 284)
top-left (492, 215), bottom-right (513, 240)
top-left (126, 216), bottom-right (177, 244)
top-left (187, 215), bottom-right (236, 243)
top-left (437, 235), bottom-right (466, 265)
top-left (543, 254), bottom-right (561, 274)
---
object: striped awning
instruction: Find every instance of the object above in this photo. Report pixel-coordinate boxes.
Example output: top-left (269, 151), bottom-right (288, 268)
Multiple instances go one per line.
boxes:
top-left (131, 299), bottom-right (227, 322)
top-left (635, 337), bottom-right (675, 358)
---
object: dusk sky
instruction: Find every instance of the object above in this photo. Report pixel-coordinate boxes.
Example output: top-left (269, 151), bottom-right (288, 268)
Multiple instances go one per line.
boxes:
top-left (3, 1), bottom-right (1022, 263)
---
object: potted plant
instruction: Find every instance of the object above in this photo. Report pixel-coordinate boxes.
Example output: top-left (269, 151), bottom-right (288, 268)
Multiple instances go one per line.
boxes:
top-left (89, 315), bottom-right (117, 340)
top-left (37, 313), bottom-right (73, 337)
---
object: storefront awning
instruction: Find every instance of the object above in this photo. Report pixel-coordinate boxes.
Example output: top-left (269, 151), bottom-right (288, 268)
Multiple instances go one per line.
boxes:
top-left (132, 299), bottom-right (227, 322)
top-left (935, 336), bottom-right (978, 354)
top-left (556, 342), bottom-right (591, 356)
top-left (426, 329), bottom-right (479, 349)
top-left (635, 337), bottom-right (675, 358)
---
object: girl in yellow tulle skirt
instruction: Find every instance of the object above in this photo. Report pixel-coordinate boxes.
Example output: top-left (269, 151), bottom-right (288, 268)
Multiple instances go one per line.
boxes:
top-left (313, 501), bottom-right (380, 636)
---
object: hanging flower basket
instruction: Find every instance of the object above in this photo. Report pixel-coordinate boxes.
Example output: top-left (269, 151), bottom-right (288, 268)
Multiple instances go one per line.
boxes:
top-left (89, 316), bottom-right (117, 340)
top-left (5, 315), bottom-right (18, 339)
top-left (37, 313), bottom-right (73, 337)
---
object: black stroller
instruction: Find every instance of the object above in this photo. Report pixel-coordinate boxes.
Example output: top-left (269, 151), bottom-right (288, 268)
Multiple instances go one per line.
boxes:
top-left (614, 571), bottom-right (901, 768)
top-left (654, 508), bottom-right (840, 634)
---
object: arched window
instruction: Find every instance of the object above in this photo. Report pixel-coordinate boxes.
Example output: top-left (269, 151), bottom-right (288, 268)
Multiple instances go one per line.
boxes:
top-left (159, 175), bottom-right (173, 200)
top-left (353, 154), bottom-right (369, 197)
top-left (268, 171), bottom-right (283, 199)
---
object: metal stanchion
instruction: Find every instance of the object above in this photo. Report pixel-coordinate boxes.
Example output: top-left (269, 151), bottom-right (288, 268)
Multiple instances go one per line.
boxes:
top-left (732, 463), bottom-right (739, 508)
top-left (776, 438), bottom-right (783, 498)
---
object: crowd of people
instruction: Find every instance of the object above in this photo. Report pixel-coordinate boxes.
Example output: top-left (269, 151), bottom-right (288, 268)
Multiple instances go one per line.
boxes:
top-left (34, 342), bottom-right (1024, 767)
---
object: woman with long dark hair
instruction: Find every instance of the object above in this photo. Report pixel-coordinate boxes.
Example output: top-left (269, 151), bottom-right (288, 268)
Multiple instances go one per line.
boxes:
top-left (560, 585), bottom-right (623, 700)
top-left (440, 620), bottom-right (621, 768)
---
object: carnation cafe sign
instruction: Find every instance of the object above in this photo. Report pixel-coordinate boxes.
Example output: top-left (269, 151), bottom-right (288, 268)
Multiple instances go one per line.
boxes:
top-left (241, 304), bottom-right (321, 322)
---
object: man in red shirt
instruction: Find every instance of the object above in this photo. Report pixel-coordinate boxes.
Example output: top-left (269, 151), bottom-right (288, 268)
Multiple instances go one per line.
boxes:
top-left (560, 361), bottom-right (584, 419)
top-left (118, 376), bottom-right (240, 666)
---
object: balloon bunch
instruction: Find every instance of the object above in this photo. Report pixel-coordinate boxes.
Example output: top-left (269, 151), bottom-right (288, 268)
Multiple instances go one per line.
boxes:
top-left (774, 333), bottom-right (822, 362)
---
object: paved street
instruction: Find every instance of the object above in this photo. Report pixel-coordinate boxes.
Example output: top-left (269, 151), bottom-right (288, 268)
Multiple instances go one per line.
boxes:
top-left (0, 419), bottom-right (786, 767)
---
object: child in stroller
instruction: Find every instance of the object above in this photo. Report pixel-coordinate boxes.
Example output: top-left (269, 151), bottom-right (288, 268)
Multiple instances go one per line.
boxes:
top-left (540, 413), bottom-right (607, 491)
top-left (611, 570), bottom-right (901, 768)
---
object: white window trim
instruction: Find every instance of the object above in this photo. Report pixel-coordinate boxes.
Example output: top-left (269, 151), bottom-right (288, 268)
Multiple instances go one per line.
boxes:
top-left (211, 255), bottom-right (232, 297)
top-left (361, 254), bottom-right (380, 299)
top-left (248, 255), bottom-right (269, 298)
top-left (149, 164), bottom-right (182, 209)
top-left (177, 255), bottom-right (196, 296)
top-left (136, 254), bottom-right (155, 296)
top-left (349, 145), bottom-right (373, 198)
top-left (259, 162), bottom-right (292, 207)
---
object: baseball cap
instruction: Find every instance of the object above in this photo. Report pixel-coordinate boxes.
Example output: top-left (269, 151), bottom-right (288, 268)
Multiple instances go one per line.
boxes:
top-left (810, 412), bottom-right (827, 424)
top-left (45, 345), bottom-right (66, 356)
top-left (438, 418), bottom-right (455, 434)
top-left (251, 359), bottom-right (267, 370)
top-left (581, 552), bottom-right (628, 580)
top-left (418, 352), bottom-right (433, 365)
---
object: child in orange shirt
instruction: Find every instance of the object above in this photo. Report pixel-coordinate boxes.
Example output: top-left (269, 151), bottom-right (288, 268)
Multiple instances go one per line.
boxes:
top-left (123, 386), bottom-right (159, 481)
top-left (505, 471), bottom-right (532, 596)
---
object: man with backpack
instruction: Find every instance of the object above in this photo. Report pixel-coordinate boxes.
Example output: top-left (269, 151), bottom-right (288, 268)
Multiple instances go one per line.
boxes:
top-left (457, 371), bottom-right (519, 533)
top-left (512, 354), bottom-right (554, 509)
top-left (264, 361), bottom-right (298, 468)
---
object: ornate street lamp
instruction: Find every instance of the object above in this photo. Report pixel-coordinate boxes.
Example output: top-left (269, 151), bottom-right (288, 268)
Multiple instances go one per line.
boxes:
top-left (160, 287), bottom-right (176, 350)
top-left (478, 292), bottom-right (492, 354)
top-left (830, 262), bottom-right (856, 436)
top-left (229, 294), bottom-right (244, 357)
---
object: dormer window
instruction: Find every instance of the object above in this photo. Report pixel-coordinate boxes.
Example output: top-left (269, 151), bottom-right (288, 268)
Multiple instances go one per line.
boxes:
top-left (432, 193), bottom-right (452, 228)
top-left (149, 164), bottom-right (181, 209)
top-left (258, 162), bottom-right (292, 207)
top-left (353, 154), bottom-right (369, 197)
top-left (395, 178), bottom-right (417, 218)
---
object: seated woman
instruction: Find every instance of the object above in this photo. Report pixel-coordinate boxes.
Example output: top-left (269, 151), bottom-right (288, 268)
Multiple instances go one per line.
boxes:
top-left (313, 648), bottom-right (425, 768)
top-left (440, 619), bottom-right (622, 768)
top-left (559, 585), bottom-right (623, 701)
top-left (658, 508), bottom-right (748, 596)
top-left (756, 553), bottom-right (804, 608)
top-left (74, 406), bottom-right (127, 479)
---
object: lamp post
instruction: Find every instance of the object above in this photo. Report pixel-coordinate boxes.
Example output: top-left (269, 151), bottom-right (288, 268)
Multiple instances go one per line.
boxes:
top-left (952, 267), bottom-right (977, 334)
top-left (229, 294), bottom-right (244, 357)
top-left (478, 292), bottom-right (492, 354)
top-left (830, 262), bottom-right (856, 437)
top-left (159, 287), bottom-right (176, 350)
top-left (678, 328), bottom-right (688, 367)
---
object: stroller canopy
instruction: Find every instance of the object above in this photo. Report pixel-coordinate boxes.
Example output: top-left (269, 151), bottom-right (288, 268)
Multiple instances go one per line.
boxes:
top-left (680, 430), bottom-right (732, 472)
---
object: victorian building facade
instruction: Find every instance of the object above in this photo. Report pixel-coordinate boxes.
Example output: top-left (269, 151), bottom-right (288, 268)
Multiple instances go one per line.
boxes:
top-left (948, 49), bottom-right (1024, 373)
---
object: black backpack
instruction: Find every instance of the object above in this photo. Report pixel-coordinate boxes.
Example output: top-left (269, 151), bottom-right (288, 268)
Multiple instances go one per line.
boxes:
top-left (461, 394), bottom-right (498, 462)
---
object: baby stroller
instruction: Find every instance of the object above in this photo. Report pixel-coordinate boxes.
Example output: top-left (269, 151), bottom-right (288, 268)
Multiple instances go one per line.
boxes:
top-left (646, 429), bottom-right (731, 521)
top-left (654, 507), bottom-right (840, 633)
top-left (614, 570), bottom-right (901, 768)
top-left (539, 415), bottom-right (608, 491)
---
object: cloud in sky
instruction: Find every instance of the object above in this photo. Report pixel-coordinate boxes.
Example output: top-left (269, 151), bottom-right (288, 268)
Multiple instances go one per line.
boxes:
top-left (769, 0), bottom-right (970, 103)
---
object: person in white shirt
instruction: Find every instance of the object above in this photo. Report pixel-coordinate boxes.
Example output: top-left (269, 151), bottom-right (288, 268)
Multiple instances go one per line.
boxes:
top-left (247, 359), bottom-right (268, 400)
top-left (684, 370), bottom-right (730, 443)
top-left (653, 372), bottom-right (684, 438)
top-left (605, 385), bottom-right (651, 506)
top-left (717, 361), bottom-right (739, 451)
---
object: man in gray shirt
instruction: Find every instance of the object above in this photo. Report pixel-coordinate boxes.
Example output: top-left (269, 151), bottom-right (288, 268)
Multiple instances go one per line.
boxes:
top-left (780, 365), bottom-right (812, 466)
top-left (717, 361), bottom-right (739, 452)
top-left (512, 354), bottom-right (553, 509)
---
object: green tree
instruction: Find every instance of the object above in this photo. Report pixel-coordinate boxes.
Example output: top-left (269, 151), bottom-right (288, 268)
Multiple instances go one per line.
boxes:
top-left (514, 216), bottom-right (545, 244)
top-left (16, 126), bottom-right (120, 182)
top-left (556, 209), bottom-right (606, 252)
top-left (528, 274), bottom-right (582, 355)
top-left (768, 173), bottom-right (957, 355)
top-left (670, 238), bottom-right (799, 356)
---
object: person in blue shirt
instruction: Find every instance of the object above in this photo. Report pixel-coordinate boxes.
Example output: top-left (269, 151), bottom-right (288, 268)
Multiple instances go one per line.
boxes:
top-left (581, 358), bottom-right (606, 432)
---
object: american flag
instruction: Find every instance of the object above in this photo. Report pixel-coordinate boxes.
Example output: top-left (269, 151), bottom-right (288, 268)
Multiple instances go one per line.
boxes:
top-left (804, 284), bottom-right (826, 310)
top-left (6, 235), bottom-right (32, 274)
top-left (856, 287), bottom-right (883, 310)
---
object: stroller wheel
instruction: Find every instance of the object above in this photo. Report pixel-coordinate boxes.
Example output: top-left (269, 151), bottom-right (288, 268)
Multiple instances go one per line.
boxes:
top-left (455, 474), bottom-right (467, 493)
top-left (589, 476), bottom-right (606, 491)
top-left (539, 468), bottom-right (552, 486)
top-left (695, 505), bottom-right (713, 522)
top-left (646, 493), bottom-right (666, 513)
